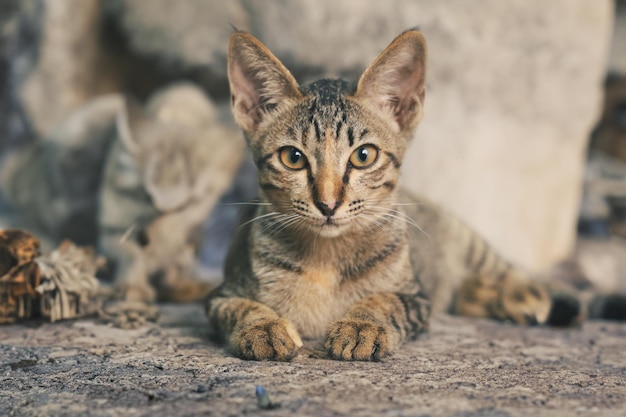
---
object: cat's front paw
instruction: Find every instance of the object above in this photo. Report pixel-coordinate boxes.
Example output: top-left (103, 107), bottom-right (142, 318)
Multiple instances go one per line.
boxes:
top-left (99, 300), bottom-right (159, 329)
top-left (231, 318), bottom-right (303, 361)
top-left (325, 319), bottom-right (390, 361)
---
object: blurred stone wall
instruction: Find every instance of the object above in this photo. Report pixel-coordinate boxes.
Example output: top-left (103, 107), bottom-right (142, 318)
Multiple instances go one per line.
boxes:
top-left (0, 0), bottom-right (616, 272)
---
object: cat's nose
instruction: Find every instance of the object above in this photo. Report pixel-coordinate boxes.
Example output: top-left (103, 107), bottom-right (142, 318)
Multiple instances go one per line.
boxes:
top-left (314, 200), bottom-right (338, 217)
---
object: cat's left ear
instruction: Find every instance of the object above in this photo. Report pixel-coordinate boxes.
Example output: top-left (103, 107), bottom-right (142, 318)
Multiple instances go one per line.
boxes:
top-left (227, 31), bottom-right (302, 134)
top-left (117, 97), bottom-right (150, 154)
top-left (355, 30), bottom-right (427, 135)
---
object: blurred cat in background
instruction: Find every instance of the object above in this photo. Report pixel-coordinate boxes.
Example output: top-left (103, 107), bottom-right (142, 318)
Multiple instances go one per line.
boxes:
top-left (100, 83), bottom-right (244, 305)
top-left (0, 83), bottom-right (245, 319)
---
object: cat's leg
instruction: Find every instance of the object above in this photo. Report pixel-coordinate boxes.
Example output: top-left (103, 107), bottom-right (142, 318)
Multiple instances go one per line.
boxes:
top-left (453, 269), bottom-right (553, 325)
top-left (98, 235), bottom-right (160, 328)
top-left (139, 207), bottom-right (214, 302)
top-left (99, 229), bottom-right (154, 301)
top-left (155, 243), bottom-right (214, 302)
top-left (404, 192), bottom-right (560, 326)
top-left (206, 295), bottom-right (303, 361)
top-left (101, 252), bottom-right (159, 328)
top-left (110, 242), bottom-right (156, 302)
top-left (325, 291), bottom-right (430, 361)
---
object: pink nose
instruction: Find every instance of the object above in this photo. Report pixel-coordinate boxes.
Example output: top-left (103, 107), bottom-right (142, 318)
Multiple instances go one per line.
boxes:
top-left (315, 200), bottom-right (338, 217)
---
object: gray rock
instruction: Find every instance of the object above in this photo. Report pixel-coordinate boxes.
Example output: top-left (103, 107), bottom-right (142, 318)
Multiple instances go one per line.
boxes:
top-left (0, 305), bottom-right (624, 416)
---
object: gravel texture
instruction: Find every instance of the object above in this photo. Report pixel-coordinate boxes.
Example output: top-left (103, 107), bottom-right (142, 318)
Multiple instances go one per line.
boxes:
top-left (1, 304), bottom-right (625, 416)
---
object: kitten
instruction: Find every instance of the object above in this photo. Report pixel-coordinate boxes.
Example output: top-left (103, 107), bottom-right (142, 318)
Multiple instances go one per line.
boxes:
top-left (206, 30), bottom-right (603, 362)
top-left (99, 83), bottom-right (244, 304)
top-left (1, 83), bottom-right (245, 310)
top-left (206, 31), bottom-right (551, 360)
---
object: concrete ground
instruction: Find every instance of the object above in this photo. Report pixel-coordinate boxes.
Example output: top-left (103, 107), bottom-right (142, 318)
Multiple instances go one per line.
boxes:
top-left (1, 304), bottom-right (625, 417)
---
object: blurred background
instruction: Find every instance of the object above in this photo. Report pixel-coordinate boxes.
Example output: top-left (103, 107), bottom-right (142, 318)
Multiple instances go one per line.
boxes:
top-left (0, 0), bottom-right (624, 291)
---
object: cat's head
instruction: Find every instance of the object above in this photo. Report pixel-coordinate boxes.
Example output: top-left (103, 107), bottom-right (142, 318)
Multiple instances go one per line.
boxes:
top-left (114, 83), bottom-right (236, 213)
top-left (228, 30), bottom-right (427, 237)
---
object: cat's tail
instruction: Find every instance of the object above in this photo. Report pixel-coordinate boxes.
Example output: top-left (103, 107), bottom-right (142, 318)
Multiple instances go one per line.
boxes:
top-left (547, 290), bottom-right (626, 326)
top-left (545, 260), bottom-right (626, 325)
top-left (547, 289), bottom-right (626, 327)
top-left (588, 294), bottom-right (626, 320)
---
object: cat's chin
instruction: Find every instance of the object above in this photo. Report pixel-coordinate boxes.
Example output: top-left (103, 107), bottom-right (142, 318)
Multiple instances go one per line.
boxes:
top-left (311, 222), bottom-right (351, 238)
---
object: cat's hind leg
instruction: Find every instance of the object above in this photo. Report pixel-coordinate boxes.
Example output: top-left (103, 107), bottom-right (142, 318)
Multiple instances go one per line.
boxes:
top-left (452, 271), bottom-right (551, 325)
top-left (452, 269), bottom-right (588, 327)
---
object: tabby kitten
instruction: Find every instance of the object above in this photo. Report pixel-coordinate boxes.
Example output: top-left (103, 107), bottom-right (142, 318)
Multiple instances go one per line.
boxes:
top-left (205, 30), bottom-right (577, 361)
top-left (100, 83), bottom-right (244, 304)
top-left (1, 82), bottom-right (244, 309)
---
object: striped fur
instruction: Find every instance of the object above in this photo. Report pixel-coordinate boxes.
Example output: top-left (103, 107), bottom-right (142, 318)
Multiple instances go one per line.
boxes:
top-left (206, 30), bottom-right (562, 361)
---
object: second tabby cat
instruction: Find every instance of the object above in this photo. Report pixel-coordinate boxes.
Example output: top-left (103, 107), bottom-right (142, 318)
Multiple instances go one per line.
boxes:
top-left (206, 30), bottom-right (625, 361)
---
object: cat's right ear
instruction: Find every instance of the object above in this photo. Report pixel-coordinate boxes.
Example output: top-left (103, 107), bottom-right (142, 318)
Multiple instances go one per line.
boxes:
top-left (355, 30), bottom-right (427, 135)
top-left (227, 31), bottom-right (302, 134)
top-left (117, 98), bottom-right (149, 154)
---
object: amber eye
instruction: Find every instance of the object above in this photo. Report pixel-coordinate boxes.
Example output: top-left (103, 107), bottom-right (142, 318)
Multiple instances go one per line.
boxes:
top-left (349, 145), bottom-right (379, 168)
top-left (279, 146), bottom-right (307, 170)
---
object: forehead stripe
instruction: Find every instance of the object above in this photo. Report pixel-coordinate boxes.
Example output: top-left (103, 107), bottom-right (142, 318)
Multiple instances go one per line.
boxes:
top-left (335, 119), bottom-right (343, 140)
top-left (347, 126), bottom-right (355, 147)
top-left (313, 118), bottom-right (324, 141)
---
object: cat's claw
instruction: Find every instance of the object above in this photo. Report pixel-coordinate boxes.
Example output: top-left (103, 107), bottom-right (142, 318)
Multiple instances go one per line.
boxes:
top-left (231, 318), bottom-right (303, 361)
top-left (325, 319), bottom-right (390, 361)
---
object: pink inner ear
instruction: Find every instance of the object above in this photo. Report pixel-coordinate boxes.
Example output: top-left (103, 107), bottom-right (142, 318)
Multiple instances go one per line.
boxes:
top-left (230, 60), bottom-right (262, 128)
top-left (117, 103), bottom-right (142, 154)
top-left (117, 97), bottom-right (155, 154)
top-left (227, 33), bottom-right (303, 133)
top-left (360, 61), bottom-right (423, 132)
top-left (394, 65), bottom-right (424, 124)
top-left (145, 156), bottom-right (191, 212)
top-left (355, 32), bottom-right (427, 132)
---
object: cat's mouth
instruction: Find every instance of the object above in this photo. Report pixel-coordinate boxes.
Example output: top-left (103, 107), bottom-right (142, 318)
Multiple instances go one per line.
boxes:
top-left (324, 217), bottom-right (336, 226)
top-left (313, 215), bottom-right (351, 237)
top-left (290, 208), bottom-right (352, 236)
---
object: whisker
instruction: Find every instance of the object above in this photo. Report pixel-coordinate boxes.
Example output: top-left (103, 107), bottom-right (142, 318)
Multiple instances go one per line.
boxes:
top-left (236, 211), bottom-right (282, 231)
top-left (363, 196), bottom-right (425, 208)
top-left (221, 202), bottom-right (273, 206)
top-left (366, 205), bottom-right (431, 241)
top-left (390, 202), bottom-right (424, 206)
top-left (267, 214), bottom-right (302, 237)
top-left (367, 206), bottom-right (419, 225)
top-left (356, 213), bottom-right (386, 230)
top-left (119, 222), bottom-right (138, 244)
top-left (260, 213), bottom-right (297, 234)
top-left (118, 213), bottom-right (157, 244)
